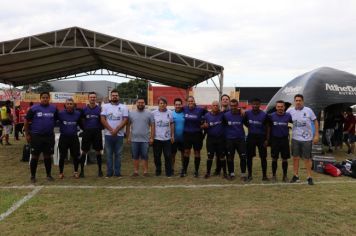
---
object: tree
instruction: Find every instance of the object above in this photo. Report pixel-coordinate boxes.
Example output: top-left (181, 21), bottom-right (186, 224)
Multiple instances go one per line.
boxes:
top-left (116, 79), bottom-right (147, 101)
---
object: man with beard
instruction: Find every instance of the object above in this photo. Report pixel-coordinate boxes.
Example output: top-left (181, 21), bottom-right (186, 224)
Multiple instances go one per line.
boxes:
top-left (127, 97), bottom-right (154, 176)
top-left (101, 89), bottom-right (128, 178)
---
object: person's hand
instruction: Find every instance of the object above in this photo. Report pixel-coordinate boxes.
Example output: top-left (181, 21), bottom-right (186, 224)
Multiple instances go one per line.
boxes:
top-left (25, 134), bottom-right (31, 143)
top-left (149, 137), bottom-right (154, 145)
top-left (263, 140), bottom-right (268, 147)
top-left (202, 121), bottom-right (209, 129)
top-left (127, 137), bottom-right (131, 144)
top-left (171, 136), bottom-right (175, 144)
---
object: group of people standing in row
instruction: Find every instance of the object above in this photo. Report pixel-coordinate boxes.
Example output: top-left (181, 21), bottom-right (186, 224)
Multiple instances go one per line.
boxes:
top-left (23, 89), bottom-right (326, 185)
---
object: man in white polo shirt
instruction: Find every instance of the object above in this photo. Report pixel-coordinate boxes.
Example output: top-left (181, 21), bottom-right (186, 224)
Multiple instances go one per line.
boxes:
top-left (287, 94), bottom-right (319, 185)
top-left (101, 89), bottom-right (128, 178)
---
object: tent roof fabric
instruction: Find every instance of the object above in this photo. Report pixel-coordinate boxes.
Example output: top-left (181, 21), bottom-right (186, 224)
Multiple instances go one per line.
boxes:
top-left (266, 67), bottom-right (356, 114)
top-left (0, 26), bottom-right (223, 88)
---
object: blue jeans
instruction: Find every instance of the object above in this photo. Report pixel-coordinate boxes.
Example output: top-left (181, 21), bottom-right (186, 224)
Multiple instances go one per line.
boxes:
top-left (131, 142), bottom-right (149, 160)
top-left (105, 135), bottom-right (124, 176)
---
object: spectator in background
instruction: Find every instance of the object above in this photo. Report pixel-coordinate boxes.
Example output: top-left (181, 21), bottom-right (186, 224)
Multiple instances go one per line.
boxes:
top-left (14, 105), bottom-right (26, 140)
top-left (324, 111), bottom-right (336, 153)
top-left (334, 112), bottom-right (344, 150)
top-left (101, 89), bottom-right (128, 178)
top-left (0, 100), bottom-right (13, 145)
top-left (343, 107), bottom-right (355, 155)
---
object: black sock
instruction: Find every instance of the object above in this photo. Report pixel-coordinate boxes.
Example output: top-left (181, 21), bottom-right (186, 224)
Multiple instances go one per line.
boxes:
top-left (261, 157), bottom-right (267, 177)
top-left (272, 160), bottom-right (277, 176)
top-left (44, 158), bottom-right (52, 176)
top-left (73, 156), bottom-right (79, 172)
top-left (183, 156), bottom-right (189, 173)
top-left (194, 157), bottom-right (200, 172)
top-left (207, 159), bottom-right (213, 174)
top-left (247, 156), bottom-right (253, 177)
top-left (215, 156), bottom-right (221, 173)
top-left (227, 159), bottom-right (234, 174)
top-left (220, 159), bottom-right (227, 174)
top-left (59, 155), bottom-right (65, 174)
top-left (282, 161), bottom-right (288, 177)
top-left (30, 158), bottom-right (38, 177)
top-left (80, 153), bottom-right (86, 172)
top-left (96, 154), bottom-right (102, 171)
top-left (240, 155), bottom-right (246, 174)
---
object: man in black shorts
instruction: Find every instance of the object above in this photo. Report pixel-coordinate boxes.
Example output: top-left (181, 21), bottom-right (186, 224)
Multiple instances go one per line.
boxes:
top-left (267, 100), bottom-right (292, 182)
top-left (80, 92), bottom-right (103, 177)
top-left (24, 92), bottom-right (57, 183)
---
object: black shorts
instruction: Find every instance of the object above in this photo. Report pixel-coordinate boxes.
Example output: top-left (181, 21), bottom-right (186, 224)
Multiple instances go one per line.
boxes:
top-left (30, 134), bottom-right (55, 156)
top-left (206, 136), bottom-right (224, 157)
top-left (270, 136), bottom-right (290, 159)
top-left (247, 134), bottom-right (267, 158)
top-left (183, 132), bottom-right (203, 151)
top-left (171, 141), bottom-right (184, 153)
top-left (226, 138), bottom-right (247, 158)
top-left (81, 128), bottom-right (103, 152)
top-left (59, 135), bottom-right (80, 158)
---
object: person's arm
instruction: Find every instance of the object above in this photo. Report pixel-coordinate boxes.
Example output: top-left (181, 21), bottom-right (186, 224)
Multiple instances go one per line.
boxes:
top-left (100, 115), bottom-right (114, 134)
top-left (313, 119), bottom-right (319, 144)
top-left (170, 122), bottom-right (175, 144)
top-left (126, 120), bottom-right (131, 144)
top-left (151, 122), bottom-right (155, 144)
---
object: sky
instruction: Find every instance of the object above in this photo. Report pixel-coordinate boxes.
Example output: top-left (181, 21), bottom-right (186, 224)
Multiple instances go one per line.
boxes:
top-left (1, 0), bottom-right (356, 88)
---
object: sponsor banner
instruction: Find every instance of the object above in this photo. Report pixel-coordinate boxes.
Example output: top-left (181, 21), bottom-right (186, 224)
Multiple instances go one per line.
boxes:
top-left (281, 86), bottom-right (302, 95)
top-left (50, 92), bottom-right (75, 103)
top-left (73, 94), bottom-right (88, 104)
top-left (21, 93), bottom-right (40, 102)
top-left (325, 83), bottom-right (356, 95)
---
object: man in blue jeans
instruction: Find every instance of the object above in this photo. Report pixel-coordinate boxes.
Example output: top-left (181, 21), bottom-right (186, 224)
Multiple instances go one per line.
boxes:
top-left (127, 97), bottom-right (154, 176)
top-left (101, 89), bottom-right (128, 178)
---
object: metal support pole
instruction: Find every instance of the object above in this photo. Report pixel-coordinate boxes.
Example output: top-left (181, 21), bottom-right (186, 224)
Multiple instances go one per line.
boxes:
top-left (218, 70), bottom-right (224, 105)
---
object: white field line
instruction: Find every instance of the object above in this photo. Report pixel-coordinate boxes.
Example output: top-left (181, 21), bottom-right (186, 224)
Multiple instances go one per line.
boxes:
top-left (0, 186), bottom-right (42, 222)
top-left (0, 180), bottom-right (356, 190)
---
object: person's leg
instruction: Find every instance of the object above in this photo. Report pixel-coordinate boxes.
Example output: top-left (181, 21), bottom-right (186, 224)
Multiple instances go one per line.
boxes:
top-left (113, 136), bottom-right (123, 176)
top-left (193, 133), bottom-right (202, 177)
top-left (131, 142), bottom-right (140, 174)
top-left (105, 135), bottom-right (113, 177)
top-left (14, 123), bottom-right (19, 140)
top-left (350, 135), bottom-right (355, 154)
top-left (43, 135), bottom-right (55, 180)
top-left (171, 142), bottom-right (177, 174)
top-left (246, 136), bottom-right (255, 180)
top-left (70, 137), bottom-right (80, 176)
top-left (290, 139), bottom-right (301, 182)
top-left (206, 137), bottom-right (214, 177)
top-left (163, 140), bottom-right (172, 176)
top-left (43, 154), bottom-right (53, 179)
top-left (141, 142), bottom-right (149, 175)
top-left (58, 147), bottom-right (67, 175)
top-left (30, 155), bottom-right (39, 181)
top-left (344, 133), bottom-right (351, 153)
top-left (93, 130), bottom-right (104, 176)
top-left (153, 140), bottom-right (163, 176)
top-left (257, 137), bottom-right (268, 180)
top-left (270, 138), bottom-right (278, 178)
top-left (226, 140), bottom-right (235, 177)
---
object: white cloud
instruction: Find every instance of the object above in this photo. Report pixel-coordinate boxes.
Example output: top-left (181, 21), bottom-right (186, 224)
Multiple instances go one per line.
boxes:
top-left (1, 0), bottom-right (356, 87)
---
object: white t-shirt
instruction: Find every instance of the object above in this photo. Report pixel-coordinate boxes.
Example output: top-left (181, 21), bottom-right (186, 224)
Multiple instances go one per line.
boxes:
top-left (287, 106), bottom-right (317, 141)
top-left (101, 103), bottom-right (128, 136)
top-left (152, 109), bottom-right (173, 141)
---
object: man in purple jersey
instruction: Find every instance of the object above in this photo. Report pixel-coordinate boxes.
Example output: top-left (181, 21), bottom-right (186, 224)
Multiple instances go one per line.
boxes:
top-left (267, 100), bottom-right (292, 182)
top-left (245, 98), bottom-right (269, 181)
top-left (202, 101), bottom-right (227, 179)
top-left (181, 96), bottom-right (206, 177)
top-left (57, 98), bottom-right (81, 179)
top-left (80, 92), bottom-right (104, 177)
top-left (25, 92), bottom-right (58, 183)
top-left (224, 99), bottom-right (247, 181)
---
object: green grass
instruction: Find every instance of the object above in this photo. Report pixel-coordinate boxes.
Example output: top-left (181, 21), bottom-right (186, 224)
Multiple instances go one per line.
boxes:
top-left (1, 138), bottom-right (356, 235)
top-left (0, 189), bottom-right (30, 214)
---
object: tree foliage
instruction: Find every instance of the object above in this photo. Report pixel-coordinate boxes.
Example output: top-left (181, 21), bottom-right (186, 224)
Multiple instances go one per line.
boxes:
top-left (116, 79), bottom-right (147, 100)
top-left (22, 82), bottom-right (54, 93)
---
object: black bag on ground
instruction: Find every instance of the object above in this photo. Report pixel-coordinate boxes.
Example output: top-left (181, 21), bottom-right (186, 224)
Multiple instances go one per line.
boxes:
top-left (22, 144), bottom-right (31, 162)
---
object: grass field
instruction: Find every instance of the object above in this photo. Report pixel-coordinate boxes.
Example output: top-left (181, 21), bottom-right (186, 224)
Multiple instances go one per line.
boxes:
top-left (1, 138), bottom-right (356, 235)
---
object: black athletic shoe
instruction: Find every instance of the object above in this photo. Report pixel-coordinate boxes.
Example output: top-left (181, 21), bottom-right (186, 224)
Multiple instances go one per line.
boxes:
top-left (180, 170), bottom-right (186, 177)
top-left (193, 171), bottom-right (199, 178)
top-left (307, 177), bottom-right (314, 185)
top-left (247, 176), bottom-right (253, 182)
top-left (47, 175), bottom-right (54, 182)
top-left (290, 175), bottom-right (300, 183)
top-left (282, 176), bottom-right (289, 183)
top-left (262, 176), bottom-right (269, 181)
top-left (98, 170), bottom-right (103, 177)
top-left (204, 173), bottom-right (210, 179)
top-left (79, 171), bottom-right (85, 178)
top-left (222, 173), bottom-right (228, 179)
top-left (30, 176), bottom-right (36, 183)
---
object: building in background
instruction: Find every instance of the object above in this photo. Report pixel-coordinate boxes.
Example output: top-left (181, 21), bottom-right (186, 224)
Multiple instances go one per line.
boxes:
top-left (49, 80), bottom-right (119, 99)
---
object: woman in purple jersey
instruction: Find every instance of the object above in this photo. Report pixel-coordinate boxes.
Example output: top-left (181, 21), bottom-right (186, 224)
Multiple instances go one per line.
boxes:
top-left (181, 96), bottom-right (206, 177)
